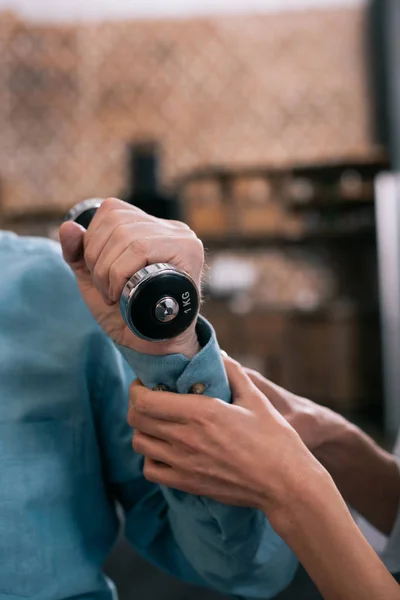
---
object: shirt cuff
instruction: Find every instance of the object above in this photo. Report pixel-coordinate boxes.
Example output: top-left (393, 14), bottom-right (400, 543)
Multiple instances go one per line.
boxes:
top-left (115, 315), bottom-right (231, 404)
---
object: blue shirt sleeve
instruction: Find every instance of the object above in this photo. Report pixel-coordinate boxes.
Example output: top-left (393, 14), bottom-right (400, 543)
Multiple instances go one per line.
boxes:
top-left (116, 316), bottom-right (231, 402)
top-left (0, 232), bottom-right (296, 598)
top-left (90, 342), bottom-right (212, 588)
top-left (115, 317), bottom-right (298, 598)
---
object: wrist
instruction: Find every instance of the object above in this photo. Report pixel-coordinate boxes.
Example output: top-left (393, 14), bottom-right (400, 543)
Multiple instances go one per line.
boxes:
top-left (267, 460), bottom-right (336, 538)
top-left (120, 322), bottom-right (201, 359)
top-left (314, 420), bottom-right (360, 469)
top-left (162, 323), bottom-right (201, 358)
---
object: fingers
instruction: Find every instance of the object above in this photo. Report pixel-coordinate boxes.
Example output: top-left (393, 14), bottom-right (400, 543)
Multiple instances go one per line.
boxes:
top-left (246, 369), bottom-right (292, 411)
top-left (128, 408), bottom-right (183, 441)
top-left (129, 380), bottom-right (226, 430)
top-left (142, 458), bottom-right (203, 494)
top-left (143, 458), bottom-right (182, 488)
top-left (130, 378), bottom-right (143, 391)
top-left (129, 380), bottom-right (186, 446)
top-left (84, 214), bottom-right (154, 305)
top-left (87, 224), bottom-right (156, 304)
top-left (73, 196), bottom-right (202, 305)
top-left (222, 354), bottom-right (276, 402)
top-left (223, 356), bottom-right (257, 399)
top-left (59, 221), bottom-right (86, 270)
top-left (223, 356), bottom-right (281, 419)
top-left (105, 233), bottom-right (155, 303)
top-left (129, 384), bottom-right (193, 423)
top-left (85, 198), bottom-right (148, 247)
top-left (105, 234), bottom-right (181, 302)
top-left (132, 431), bottom-right (176, 465)
top-left (246, 369), bottom-right (274, 397)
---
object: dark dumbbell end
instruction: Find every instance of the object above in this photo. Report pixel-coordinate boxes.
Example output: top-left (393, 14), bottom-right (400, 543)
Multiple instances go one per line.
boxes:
top-left (64, 199), bottom-right (103, 230)
top-left (121, 267), bottom-right (200, 342)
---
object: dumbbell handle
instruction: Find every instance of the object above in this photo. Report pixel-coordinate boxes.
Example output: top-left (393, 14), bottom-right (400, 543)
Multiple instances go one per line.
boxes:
top-left (65, 199), bottom-right (200, 342)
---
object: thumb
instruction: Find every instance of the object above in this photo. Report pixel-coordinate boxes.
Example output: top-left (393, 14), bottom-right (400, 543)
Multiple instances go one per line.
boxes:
top-left (223, 356), bottom-right (258, 405)
top-left (59, 221), bottom-right (86, 272)
top-left (224, 356), bottom-right (282, 423)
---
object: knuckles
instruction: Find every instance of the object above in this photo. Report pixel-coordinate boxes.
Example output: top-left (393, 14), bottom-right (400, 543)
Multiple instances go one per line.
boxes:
top-left (100, 197), bottom-right (127, 213)
top-left (129, 384), bottom-right (150, 416)
top-left (127, 407), bottom-right (139, 429)
top-left (192, 397), bottom-right (219, 428)
top-left (143, 459), bottom-right (159, 483)
top-left (193, 236), bottom-right (204, 258)
top-left (83, 245), bottom-right (97, 269)
top-left (127, 238), bottom-right (149, 259)
top-left (185, 236), bottom-right (204, 267)
top-left (108, 262), bottom-right (124, 298)
top-left (132, 430), bottom-right (143, 453)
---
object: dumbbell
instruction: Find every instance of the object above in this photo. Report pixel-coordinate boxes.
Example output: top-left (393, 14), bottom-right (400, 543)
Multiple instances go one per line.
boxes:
top-left (65, 199), bottom-right (200, 342)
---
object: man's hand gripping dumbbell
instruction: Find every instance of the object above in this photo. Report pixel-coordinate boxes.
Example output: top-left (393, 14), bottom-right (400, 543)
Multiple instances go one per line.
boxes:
top-left (59, 197), bottom-right (203, 358)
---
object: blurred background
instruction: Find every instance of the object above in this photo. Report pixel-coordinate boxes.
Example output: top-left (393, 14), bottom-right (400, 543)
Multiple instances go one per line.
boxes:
top-left (1, 0), bottom-right (400, 597)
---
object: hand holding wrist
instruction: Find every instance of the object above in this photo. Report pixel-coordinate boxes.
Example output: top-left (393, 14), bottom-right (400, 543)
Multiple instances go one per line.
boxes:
top-left (313, 421), bottom-right (400, 535)
top-left (244, 372), bottom-right (351, 455)
top-left (313, 420), bottom-right (360, 468)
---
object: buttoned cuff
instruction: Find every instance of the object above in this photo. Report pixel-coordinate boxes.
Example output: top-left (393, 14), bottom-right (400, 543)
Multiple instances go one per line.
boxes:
top-left (115, 315), bottom-right (231, 403)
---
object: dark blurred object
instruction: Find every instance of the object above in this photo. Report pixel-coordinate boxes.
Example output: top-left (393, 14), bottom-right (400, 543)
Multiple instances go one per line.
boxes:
top-left (280, 305), bottom-right (381, 414)
top-left (104, 534), bottom-right (228, 600)
top-left (104, 533), bottom-right (333, 600)
top-left (369, 0), bottom-right (400, 170)
top-left (204, 301), bottom-right (381, 415)
top-left (123, 142), bottom-right (182, 221)
top-left (195, 160), bottom-right (384, 416)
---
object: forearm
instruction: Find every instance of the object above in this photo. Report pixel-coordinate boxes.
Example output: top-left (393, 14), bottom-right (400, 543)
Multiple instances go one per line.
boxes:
top-left (121, 318), bottom-right (297, 597)
top-left (121, 322), bottom-right (201, 359)
top-left (315, 423), bottom-right (400, 535)
top-left (271, 468), bottom-right (400, 600)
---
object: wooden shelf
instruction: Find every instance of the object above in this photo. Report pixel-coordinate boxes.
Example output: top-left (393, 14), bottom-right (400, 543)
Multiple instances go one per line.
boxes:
top-left (202, 228), bottom-right (376, 250)
top-left (286, 196), bottom-right (375, 212)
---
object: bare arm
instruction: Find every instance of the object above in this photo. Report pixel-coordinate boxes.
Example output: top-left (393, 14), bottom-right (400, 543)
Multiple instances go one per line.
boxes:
top-left (128, 357), bottom-right (400, 600)
top-left (272, 468), bottom-right (400, 600)
top-left (315, 424), bottom-right (400, 535)
top-left (246, 370), bottom-right (400, 536)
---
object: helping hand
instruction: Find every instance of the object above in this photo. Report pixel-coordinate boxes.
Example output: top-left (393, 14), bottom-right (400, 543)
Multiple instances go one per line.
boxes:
top-left (128, 356), bottom-right (326, 519)
top-left (245, 369), bottom-right (349, 456)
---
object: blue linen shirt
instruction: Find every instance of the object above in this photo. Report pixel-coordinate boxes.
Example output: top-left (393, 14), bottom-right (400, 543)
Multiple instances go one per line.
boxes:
top-left (0, 231), bottom-right (297, 600)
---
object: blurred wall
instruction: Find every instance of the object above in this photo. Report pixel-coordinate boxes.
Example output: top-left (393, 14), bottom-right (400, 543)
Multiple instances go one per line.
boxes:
top-left (0, 4), bottom-right (378, 216)
top-left (0, 0), bottom-right (366, 21)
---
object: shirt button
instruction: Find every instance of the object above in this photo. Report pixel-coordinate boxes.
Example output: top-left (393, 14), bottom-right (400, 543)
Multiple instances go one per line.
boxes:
top-left (153, 384), bottom-right (170, 392)
top-left (189, 383), bottom-right (206, 395)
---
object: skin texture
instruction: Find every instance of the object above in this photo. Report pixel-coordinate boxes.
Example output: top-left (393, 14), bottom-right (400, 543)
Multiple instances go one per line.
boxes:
top-left (274, 472), bottom-right (400, 600)
top-left (128, 357), bottom-right (400, 600)
top-left (59, 197), bottom-right (203, 358)
top-left (245, 370), bottom-right (400, 536)
top-left (128, 357), bottom-right (323, 512)
top-left (244, 370), bottom-right (349, 452)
